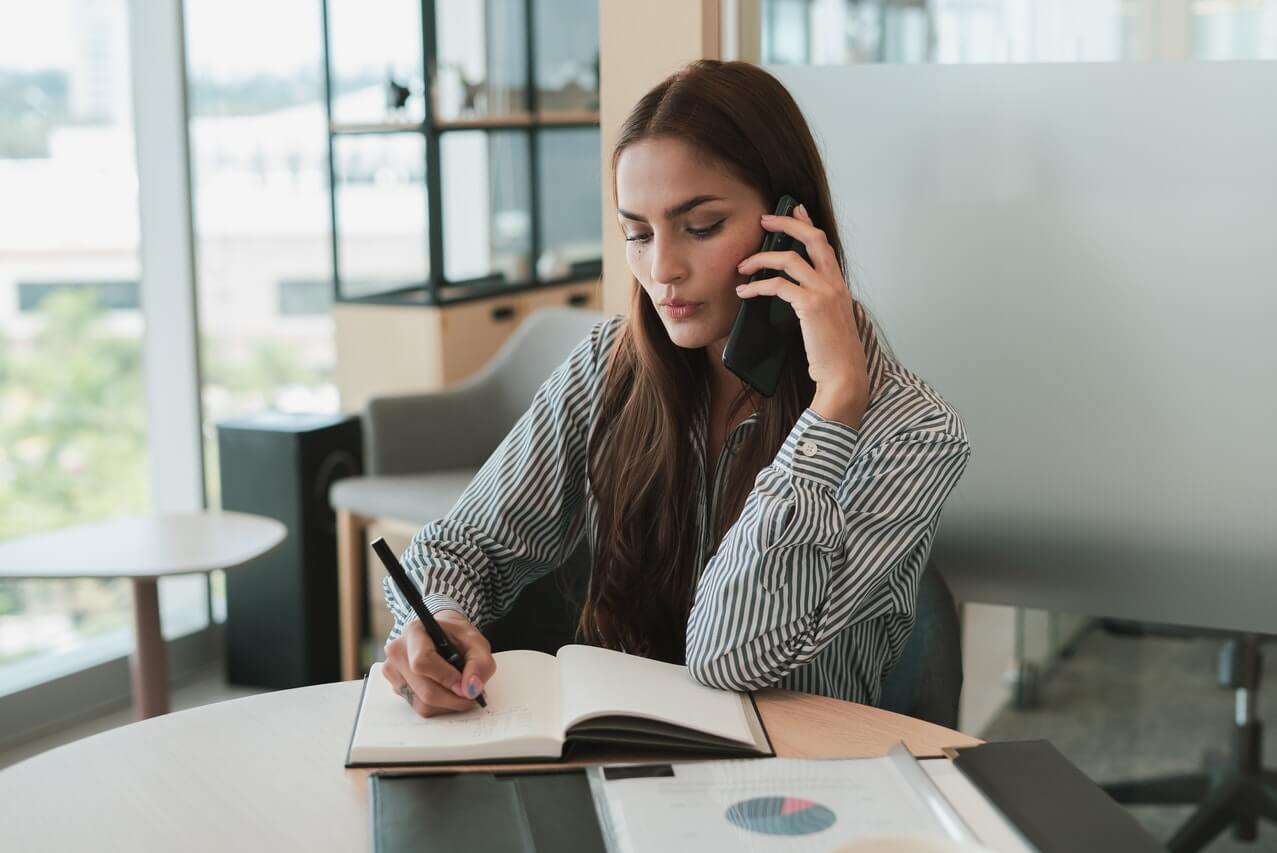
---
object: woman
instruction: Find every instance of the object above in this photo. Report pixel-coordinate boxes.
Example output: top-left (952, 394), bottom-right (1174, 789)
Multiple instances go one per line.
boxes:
top-left (381, 60), bottom-right (970, 717)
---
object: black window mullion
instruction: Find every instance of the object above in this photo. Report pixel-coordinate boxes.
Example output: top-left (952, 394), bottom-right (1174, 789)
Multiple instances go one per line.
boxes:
top-left (422, 0), bottom-right (445, 303)
top-left (525, 0), bottom-right (542, 288)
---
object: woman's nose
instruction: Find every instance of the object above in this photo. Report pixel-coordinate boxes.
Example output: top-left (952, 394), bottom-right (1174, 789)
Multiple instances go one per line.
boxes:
top-left (649, 239), bottom-right (689, 286)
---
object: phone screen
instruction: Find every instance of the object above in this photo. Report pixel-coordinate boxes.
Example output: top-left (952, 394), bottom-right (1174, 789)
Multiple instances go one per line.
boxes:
top-left (721, 194), bottom-right (809, 397)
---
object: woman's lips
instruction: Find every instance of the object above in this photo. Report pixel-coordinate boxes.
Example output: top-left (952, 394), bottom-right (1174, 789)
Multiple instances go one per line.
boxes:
top-left (660, 301), bottom-right (702, 320)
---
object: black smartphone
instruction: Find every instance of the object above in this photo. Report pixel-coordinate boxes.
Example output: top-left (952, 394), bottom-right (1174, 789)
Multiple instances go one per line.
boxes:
top-left (721, 194), bottom-right (810, 397)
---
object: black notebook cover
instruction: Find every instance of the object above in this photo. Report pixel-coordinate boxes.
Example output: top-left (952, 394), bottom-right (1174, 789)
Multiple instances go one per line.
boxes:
top-left (949, 740), bottom-right (1163, 853)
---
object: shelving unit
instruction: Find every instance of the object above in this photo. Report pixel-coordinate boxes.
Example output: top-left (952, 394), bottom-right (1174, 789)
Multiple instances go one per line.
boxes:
top-left (320, 0), bottom-right (603, 407)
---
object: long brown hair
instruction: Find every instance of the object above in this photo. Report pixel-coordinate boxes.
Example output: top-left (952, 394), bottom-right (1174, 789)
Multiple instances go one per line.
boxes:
top-left (580, 60), bottom-right (861, 663)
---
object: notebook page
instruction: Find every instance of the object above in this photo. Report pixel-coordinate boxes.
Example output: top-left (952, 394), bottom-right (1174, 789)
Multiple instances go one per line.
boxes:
top-left (556, 645), bottom-right (755, 745)
top-left (349, 653), bottom-right (561, 763)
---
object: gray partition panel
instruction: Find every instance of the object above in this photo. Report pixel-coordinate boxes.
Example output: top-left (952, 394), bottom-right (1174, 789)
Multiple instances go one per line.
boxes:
top-left (774, 62), bottom-right (1277, 633)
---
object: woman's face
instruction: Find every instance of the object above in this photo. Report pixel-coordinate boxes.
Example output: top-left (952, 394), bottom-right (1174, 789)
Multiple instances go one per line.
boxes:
top-left (615, 137), bottom-right (768, 353)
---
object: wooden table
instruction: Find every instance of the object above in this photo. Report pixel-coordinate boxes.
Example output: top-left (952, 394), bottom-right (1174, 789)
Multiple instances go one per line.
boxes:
top-left (0, 511), bottom-right (285, 718)
top-left (0, 679), bottom-right (980, 852)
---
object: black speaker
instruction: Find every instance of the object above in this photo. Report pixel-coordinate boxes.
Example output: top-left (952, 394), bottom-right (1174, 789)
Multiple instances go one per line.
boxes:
top-left (217, 412), bottom-right (362, 688)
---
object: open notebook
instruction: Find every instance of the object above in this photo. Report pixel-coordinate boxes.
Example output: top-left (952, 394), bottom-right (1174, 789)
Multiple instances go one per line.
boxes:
top-left (346, 645), bottom-right (772, 766)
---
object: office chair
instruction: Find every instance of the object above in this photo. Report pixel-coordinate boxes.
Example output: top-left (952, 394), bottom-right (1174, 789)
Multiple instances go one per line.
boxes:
top-left (1103, 633), bottom-right (1276, 853)
top-left (878, 559), bottom-right (964, 730)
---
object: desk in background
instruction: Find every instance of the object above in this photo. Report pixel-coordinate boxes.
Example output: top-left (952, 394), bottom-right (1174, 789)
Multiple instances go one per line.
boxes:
top-left (0, 512), bottom-right (285, 718)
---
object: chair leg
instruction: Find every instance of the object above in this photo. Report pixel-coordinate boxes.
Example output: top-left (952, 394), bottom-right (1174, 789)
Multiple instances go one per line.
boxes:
top-left (1167, 777), bottom-right (1246, 853)
top-left (1105, 772), bottom-right (1211, 805)
top-left (1260, 787), bottom-right (1277, 823)
top-left (337, 509), bottom-right (367, 681)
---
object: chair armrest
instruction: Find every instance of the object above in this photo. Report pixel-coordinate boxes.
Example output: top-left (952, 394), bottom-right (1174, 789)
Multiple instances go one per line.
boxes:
top-left (365, 379), bottom-right (508, 475)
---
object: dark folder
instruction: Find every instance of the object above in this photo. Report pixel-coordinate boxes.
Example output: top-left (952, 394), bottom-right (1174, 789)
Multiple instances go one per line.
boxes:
top-left (947, 740), bottom-right (1164, 853)
top-left (369, 770), bottom-right (607, 853)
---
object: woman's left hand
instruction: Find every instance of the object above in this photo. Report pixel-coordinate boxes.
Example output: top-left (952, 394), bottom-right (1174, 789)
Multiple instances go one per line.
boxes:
top-left (735, 204), bottom-right (870, 428)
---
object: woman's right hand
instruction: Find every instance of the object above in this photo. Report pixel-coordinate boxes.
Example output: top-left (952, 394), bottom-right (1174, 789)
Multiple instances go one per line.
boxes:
top-left (382, 610), bottom-right (497, 717)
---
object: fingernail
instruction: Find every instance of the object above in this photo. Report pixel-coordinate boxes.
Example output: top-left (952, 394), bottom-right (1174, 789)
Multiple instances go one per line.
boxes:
top-left (736, 285), bottom-right (747, 294)
top-left (467, 678), bottom-right (480, 698)
top-left (760, 213), bottom-right (773, 220)
top-left (796, 204), bottom-right (808, 217)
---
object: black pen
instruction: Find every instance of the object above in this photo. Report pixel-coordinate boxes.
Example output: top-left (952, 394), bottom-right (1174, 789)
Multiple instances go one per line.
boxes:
top-left (370, 537), bottom-right (488, 708)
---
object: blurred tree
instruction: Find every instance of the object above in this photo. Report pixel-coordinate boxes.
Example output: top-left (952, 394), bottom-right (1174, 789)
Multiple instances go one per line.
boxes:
top-left (200, 336), bottom-right (320, 397)
top-left (0, 288), bottom-right (148, 539)
top-left (0, 289), bottom-right (145, 657)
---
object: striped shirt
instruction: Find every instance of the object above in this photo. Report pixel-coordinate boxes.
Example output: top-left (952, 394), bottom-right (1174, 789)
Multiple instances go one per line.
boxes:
top-left (385, 310), bottom-right (971, 706)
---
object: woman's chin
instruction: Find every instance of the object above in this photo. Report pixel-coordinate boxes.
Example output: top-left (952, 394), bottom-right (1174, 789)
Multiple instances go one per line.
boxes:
top-left (663, 325), bottom-right (716, 350)
top-left (657, 311), bottom-right (734, 350)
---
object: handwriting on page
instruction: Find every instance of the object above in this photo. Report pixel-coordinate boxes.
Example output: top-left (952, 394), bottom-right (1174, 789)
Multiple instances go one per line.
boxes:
top-left (375, 698), bottom-right (538, 745)
top-left (424, 703), bottom-right (536, 740)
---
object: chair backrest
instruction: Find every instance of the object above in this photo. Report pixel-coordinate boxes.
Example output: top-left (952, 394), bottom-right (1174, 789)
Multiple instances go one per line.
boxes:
top-left (877, 559), bottom-right (964, 729)
top-left (485, 537), bottom-right (591, 655)
top-left (363, 308), bottom-right (604, 475)
top-left (477, 308), bottom-right (606, 430)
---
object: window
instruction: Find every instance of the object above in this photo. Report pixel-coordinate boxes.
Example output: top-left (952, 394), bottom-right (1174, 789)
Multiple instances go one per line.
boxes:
top-left (184, 0), bottom-right (340, 530)
top-left (17, 280), bottom-right (140, 313)
top-left (0, 0), bottom-right (155, 689)
top-left (0, 0), bottom-right (214, 700)
top-left (278, 279), bottom-right (332, 317)
top-left (756, 0), bottom-right (1277, 65)
top-left (763, 0), bottom-right (813, 64)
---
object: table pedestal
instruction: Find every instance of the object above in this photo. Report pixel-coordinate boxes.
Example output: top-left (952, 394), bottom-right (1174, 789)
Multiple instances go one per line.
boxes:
top-left (129, 578), bottom-right (169, 719)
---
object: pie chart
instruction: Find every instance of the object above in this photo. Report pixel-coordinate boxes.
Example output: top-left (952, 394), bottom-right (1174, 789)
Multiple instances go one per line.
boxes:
top-left (725, 796), bottom-right (837, 836)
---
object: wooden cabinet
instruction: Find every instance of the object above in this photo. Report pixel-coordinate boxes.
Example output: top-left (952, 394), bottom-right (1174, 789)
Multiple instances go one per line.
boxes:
top-left (334, 279), bottom-right (602, 413)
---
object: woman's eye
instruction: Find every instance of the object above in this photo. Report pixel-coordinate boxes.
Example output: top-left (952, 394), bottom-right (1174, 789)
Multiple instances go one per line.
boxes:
top-left (625, 232), bottom-right (652, 244)
top-left (688, 219), bottom-right (725, 239)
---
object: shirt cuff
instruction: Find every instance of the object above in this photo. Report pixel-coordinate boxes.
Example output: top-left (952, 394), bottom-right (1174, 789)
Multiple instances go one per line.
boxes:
top-left (775, 408), bottom-right (862, 487)
top-left (423, 593), bottom-right (470, 623)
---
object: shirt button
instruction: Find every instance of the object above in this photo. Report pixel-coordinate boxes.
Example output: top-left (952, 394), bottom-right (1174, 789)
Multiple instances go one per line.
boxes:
top-left (800, 439), bottom-right (819, 457)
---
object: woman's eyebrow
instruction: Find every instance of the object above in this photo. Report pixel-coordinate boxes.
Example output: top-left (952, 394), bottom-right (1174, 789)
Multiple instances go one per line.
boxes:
top-left (616, 194), bottom-right (725, 223)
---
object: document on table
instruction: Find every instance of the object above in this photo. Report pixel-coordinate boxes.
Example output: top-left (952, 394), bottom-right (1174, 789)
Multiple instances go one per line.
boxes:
top-left (587, 744), bottom-right (982, 852)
